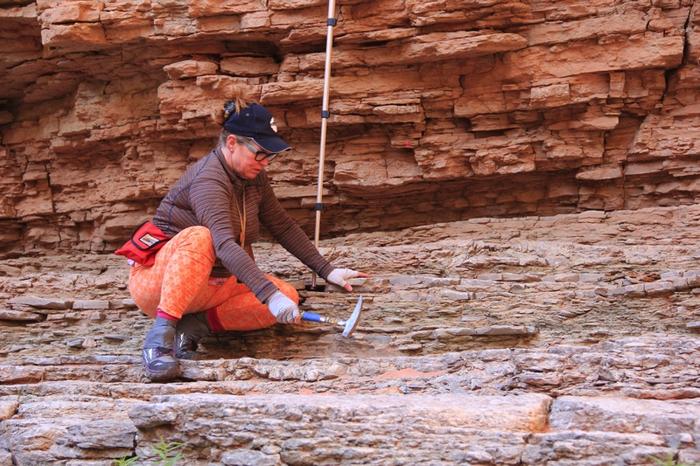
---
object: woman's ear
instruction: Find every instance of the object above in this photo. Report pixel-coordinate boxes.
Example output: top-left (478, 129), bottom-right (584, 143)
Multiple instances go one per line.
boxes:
top-left (226, 134), bottom-right (237, 151)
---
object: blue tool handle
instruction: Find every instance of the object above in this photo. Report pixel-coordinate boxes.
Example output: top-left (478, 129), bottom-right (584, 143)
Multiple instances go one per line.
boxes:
top-left (301, 312), bottom-right (324, 323)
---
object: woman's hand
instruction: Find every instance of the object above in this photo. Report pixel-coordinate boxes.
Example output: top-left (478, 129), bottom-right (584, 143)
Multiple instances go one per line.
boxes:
top-left (326, 268), bottom-right (369, 292)
top-left (266, 291), bottom-right (301, 324)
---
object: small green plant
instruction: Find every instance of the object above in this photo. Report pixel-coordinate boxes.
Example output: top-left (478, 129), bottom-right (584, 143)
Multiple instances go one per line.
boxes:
top-left (152, 439), bottom-right (186, 466)
top-left (113, 456), bottom-right (138, 466)
top-left (113, 439), bottom-right (186, 466)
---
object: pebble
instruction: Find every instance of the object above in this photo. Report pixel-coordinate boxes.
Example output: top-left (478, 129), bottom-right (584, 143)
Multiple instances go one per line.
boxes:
top-left (67, 338), bottom-right (85, 348)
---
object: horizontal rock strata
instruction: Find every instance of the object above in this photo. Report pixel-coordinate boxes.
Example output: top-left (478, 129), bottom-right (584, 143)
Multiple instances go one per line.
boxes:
top-left (2, 204), bottom-right (700, 360)
top-left (1, 335), bottom-right (698, 398)
top-left (1, 1), bottom-right (700, 255)
top-left (0, 205), bottom-right (698, 464)
top-left (1, 382), bottom-right (698, 464)
top-left (2, 3), bottom-right (700, 461)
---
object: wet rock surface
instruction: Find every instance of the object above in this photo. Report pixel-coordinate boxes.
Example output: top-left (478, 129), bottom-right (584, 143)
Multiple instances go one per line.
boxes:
top-left (0, 205), bottom-right (699, 464)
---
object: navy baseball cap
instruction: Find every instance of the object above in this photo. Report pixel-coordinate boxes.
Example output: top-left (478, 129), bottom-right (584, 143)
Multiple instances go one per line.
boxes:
top-left (223, 102), bottom-right (290, 154)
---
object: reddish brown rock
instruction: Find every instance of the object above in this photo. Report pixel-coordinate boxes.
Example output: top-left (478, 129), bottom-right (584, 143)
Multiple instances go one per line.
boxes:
top-left (0, 1), bottom-right (698, 255)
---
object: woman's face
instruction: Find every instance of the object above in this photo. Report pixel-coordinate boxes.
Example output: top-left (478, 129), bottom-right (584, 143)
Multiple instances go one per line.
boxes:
top-left (226, 135), bottom-right (271, 180)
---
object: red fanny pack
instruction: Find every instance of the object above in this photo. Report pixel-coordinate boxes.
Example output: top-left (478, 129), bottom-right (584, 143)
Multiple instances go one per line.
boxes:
top-left (115, 221), bottom-right (171, 266)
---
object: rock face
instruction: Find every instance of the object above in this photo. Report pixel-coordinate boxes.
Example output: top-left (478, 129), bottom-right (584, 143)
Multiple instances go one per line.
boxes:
top-left (1, 1), bottom-right (700, 464)
top-left (1, 204), bottom-right (699, 464)
top-left (1, 1), bottom-right (700, 254)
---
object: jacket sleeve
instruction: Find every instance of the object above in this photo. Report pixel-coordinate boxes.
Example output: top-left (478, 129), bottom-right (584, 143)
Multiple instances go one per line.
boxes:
top-left (189, 173), bottom-right (278, 303)
top-left (258, 172), bottom-right (335, 279)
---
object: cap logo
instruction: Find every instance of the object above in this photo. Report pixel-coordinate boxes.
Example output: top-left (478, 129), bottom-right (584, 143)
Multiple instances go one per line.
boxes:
top-left (270, 117), bottom-right (278, 133)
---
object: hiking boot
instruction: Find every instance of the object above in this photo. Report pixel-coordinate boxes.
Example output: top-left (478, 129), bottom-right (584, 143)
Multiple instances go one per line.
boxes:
top-left (142, 317), bottom-right (179, 381)
top-left (174, 312), bottom-right (211, 360)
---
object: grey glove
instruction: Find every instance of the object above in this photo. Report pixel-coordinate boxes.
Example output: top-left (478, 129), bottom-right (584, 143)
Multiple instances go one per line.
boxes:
top-left (266, 290), bottom-right (300, 324)
top-left (327, 268), bottom-right (368, 291)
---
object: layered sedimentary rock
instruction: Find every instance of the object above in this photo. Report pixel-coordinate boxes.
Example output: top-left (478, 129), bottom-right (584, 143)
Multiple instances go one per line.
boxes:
top-left (1, 205), bottom-right (699, 464)
top-left (2, 3), bottom-right (699, 463)
top-left (1, 0), bottom-right (699, 254)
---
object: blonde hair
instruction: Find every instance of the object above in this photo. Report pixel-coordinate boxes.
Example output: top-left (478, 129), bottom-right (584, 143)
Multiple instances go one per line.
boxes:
top-left (223, 95), bottom-right (250, 120)
top-left (219, 93), bottom-right (252, 148)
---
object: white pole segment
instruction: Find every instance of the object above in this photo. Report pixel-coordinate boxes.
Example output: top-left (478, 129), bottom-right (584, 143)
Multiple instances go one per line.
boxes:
top-left (312, 0), bottom-right (337, 288)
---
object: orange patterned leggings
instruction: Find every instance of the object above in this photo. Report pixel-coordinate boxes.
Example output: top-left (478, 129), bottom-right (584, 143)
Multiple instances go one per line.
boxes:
top-left (128, 226), bottom-right (299, 331)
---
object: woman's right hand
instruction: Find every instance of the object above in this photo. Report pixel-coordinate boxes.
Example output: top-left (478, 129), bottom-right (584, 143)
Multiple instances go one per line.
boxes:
top-left (266, 290), bottom-right (300, 324)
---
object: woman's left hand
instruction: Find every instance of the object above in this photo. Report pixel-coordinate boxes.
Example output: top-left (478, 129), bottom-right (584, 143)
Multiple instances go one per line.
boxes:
top-left (326, 268), bottom-right (369, 292)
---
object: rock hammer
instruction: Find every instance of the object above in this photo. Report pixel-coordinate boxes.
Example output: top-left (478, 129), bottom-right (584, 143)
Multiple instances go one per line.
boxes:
top-left (301, 296), bottom-right (364, 337)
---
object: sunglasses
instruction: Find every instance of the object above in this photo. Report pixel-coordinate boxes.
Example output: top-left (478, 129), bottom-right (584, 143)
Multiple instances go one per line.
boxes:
top-left (238, 137), bottom-right (279, 162)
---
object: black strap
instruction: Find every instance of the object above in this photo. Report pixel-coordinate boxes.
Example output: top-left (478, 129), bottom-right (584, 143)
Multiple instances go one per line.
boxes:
top-left (327, 18), bottom-right (337, 26)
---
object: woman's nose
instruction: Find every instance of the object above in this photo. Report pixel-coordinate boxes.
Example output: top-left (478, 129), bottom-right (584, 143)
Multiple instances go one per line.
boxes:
top-left (259, 157), bottom-right (269, 167)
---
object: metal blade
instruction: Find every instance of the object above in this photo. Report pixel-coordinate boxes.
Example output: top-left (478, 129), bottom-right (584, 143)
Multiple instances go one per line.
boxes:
top-left (342, 295), bottom-right (363, 338)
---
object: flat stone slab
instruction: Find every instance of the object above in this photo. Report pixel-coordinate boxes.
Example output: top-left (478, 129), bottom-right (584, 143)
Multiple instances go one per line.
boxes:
top-left (522, 431), bottom-right (675, 465)
top-left (0, 366), bottom-right (45, 384)
top-left (133, 392), bottom-right (552, 433)
top-left (222, 449), bottom-right (279, 466)
top-left (7, 296), bottom-right (71, 310)
top-left (2, 390), bottom-right (698, 464)
top-left (3, 398), bottom-right (137, 465)
top-left (72, 299), bottom-right (110, 310)
top-left (3, 393), bottom-right (548, 465)
top-left (0, 310), bottom-right (45, 322)
top-left (131, 393), bottom-right (548, 464)
top-left (550, 396), bottom-right (700, 437)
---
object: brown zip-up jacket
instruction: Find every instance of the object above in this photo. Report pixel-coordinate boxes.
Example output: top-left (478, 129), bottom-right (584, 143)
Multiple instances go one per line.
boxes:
top-left (152, 147), bottom-right (334, 303)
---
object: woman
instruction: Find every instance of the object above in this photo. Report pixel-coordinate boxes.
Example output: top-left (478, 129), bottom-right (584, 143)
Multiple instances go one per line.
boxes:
top-left (125, 98), bottom-right (366, 381)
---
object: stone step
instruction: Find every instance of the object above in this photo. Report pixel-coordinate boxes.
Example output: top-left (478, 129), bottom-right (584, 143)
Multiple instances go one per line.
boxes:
top-left (1, 337), bottom-right (697, 402)
top-left (1, 397), bottom-right (135, 465)
top-left (3, 392), bottom-right (697, 465)
top-left (130, 393), bottom-right (549, 465)
top-left (551, 396), bottom-right (700, 438)
top-left (521, 431), bottom-right (679, 466)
